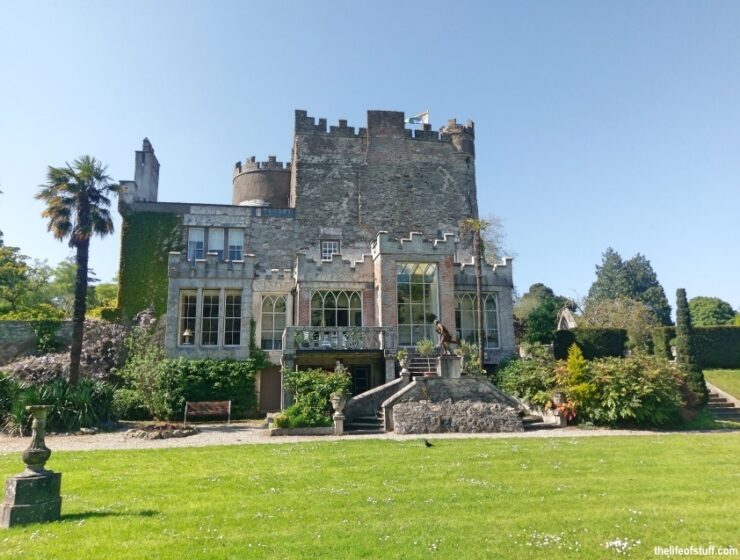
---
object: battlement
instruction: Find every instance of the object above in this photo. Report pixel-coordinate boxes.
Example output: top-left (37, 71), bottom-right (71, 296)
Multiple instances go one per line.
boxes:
top-left (371, 231), bottom-right (456, 257)
top-left (167, 251), bottom-right (257, 279)
top-left (294, 109), bottom-right (474, 146)
top-left (454, 256), bottom-right (513, 287)
top-left (234, 155), bottom-right (291, 175)
top-left (295, 252), bottom-right (375, 282)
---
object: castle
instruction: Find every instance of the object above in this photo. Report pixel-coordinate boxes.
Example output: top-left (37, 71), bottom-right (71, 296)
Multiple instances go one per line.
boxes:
top-left (117, 109), bottom-right (515, 412)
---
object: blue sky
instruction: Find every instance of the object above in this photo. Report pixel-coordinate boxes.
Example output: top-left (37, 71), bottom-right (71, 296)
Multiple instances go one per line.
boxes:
top-left (1, 0), bottom-right (738, 310)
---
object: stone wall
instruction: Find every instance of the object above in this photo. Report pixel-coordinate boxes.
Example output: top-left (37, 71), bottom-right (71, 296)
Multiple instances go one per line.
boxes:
top-left (392, 400), bottom-right (523, 434)
top-left (382, 376), bottom-right (524, 433)
top-left (0, 321), bottom-right (73, 365)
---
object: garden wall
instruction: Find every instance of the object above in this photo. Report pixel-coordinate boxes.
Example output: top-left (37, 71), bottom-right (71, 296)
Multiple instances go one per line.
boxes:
top-left (0, 321), bottom-right (73, 365)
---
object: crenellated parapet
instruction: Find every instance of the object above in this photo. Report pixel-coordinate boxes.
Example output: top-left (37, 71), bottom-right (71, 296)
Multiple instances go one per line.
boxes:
top-left (233, 155), bottom-right (291, 175)
top-left (371, 231), bottom-right (456, 258)
top-left (295, 253), bottom-right (374, 283)
top-left (454, 256), bottom-right (514, 289)
top-left (167, 251), bottom-right (256, 279)
top-left (294, 109), bottom-right (475, 150)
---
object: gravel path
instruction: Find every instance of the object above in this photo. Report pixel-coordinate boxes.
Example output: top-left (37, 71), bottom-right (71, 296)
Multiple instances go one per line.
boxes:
top-left (1, 424), bottom-right (736, 453)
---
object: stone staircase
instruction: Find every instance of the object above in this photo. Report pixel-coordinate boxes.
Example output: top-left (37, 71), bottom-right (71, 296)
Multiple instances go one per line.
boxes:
top-left (707, 389), bottom-right (740, 423)
top-left (405, 348), bottom-right (441, 377)
top-left (521, 414), bottom-right (561, 431)
top-left (344, 409), bottom-right (384, 434)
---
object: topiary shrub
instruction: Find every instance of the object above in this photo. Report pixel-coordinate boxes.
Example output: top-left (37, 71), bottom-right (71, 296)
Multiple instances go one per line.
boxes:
top-left (275, 368), bottom-right (352, 428)
top-left (676, 288), bottom-right (708, 405)
top-left (553, 328), bottom-right (627, 360)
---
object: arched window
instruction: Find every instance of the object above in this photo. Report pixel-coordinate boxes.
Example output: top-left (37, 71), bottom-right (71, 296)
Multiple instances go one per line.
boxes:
top-left (261, 295), bottom-right (287, 350)
top-left (310, 291), bottom-right (362, 327)
top-left (454, 292), bottom-right (500, 349)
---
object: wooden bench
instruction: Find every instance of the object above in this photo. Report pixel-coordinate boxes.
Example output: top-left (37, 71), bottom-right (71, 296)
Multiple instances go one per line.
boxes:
top-left (183, 400), bottom-right (231, 425)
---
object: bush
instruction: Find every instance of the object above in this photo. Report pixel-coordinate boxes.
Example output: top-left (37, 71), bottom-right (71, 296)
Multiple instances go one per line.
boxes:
top-left (275, 368), bottom-right (351, 428)
top-left (496, 355), bottom-right (556, 409)
top-left (497, 349), bottom-right (688, 428)
top-left (0, 378), bottom-right (115, 435)
top-left (579, 354), bottom-right (686, 427)
top-left (553, 328), bottom-right (627, 360)
top-left (153, 358), bottom-right (259, 420)
top-left (112, 388), bottom-right (150, 420)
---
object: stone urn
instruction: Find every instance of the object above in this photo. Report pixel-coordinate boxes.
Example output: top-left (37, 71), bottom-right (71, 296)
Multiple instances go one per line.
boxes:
top-left (551, 391), bottom-right (566, 406)
top-left (330, 392), bottom-right (347, 415)
top-left (22, 405), bottom-right (53, 475)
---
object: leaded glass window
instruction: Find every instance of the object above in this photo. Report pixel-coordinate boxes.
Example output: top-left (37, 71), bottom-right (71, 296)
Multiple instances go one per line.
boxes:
top-left (310, 290), bottom-right (362, 327)
top-left (454, 292), bottom-right (500, 349)
top-left (396, 263), bottom-right (439, 346)
top-left (261, 295), bottom-right (287, 350)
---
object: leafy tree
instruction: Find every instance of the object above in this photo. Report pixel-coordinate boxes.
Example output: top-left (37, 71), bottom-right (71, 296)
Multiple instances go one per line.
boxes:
top-left (515, 283), bottom-right (570, 321)
top-left (36, 156), bottom-right (119, 385)
top-left (586, 248), bottom-right (671, 325)
top-left (525, 296), bottom-right (561, 344)
top-left (0, 245), bottom-right (31, 312)
top-left (580, 296), bottom-right (658, 350)
top-left (675, 289), bottom-right (708, 405)
top-left (688, 296), bottom-right (735, 326)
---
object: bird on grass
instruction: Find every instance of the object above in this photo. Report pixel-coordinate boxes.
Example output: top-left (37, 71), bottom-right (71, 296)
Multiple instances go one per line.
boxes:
top-left (423, 438), bottom-right (433, 448)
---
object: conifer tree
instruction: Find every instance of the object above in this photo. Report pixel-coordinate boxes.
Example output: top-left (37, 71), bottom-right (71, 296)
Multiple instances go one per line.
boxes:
top-left (675, 288), bottom-right (708, 405)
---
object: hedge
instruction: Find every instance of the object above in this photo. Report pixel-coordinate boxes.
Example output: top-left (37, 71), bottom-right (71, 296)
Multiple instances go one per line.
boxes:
top-left (553, 328), bottom-right (627, 360)
top-left (652, 326), bottom-right (676, 360)
top-left (652, 326), bottom-right (740, 368)
top-left (693, 327), bottom-right (740, 368)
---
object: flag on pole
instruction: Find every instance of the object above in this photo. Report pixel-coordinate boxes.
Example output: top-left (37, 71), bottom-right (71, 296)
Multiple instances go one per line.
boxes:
top-left (405, 111), bottom-right (429, 125)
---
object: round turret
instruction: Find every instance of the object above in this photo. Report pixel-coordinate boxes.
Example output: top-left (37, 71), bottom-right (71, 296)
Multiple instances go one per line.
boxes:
top-left (232, 155), bottom-right (291, 207)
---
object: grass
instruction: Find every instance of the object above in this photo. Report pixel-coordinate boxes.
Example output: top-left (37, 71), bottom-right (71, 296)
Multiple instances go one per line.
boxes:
top-left (1, 435), bottom-right (739, 559)
top-left (705, 369), bottom-right (740, 399)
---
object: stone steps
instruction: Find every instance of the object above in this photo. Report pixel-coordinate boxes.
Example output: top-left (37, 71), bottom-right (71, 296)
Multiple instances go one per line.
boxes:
top-left (707, 390), bottom-right (740, 423)
top-left (345, 413), bottom-right (384, 434)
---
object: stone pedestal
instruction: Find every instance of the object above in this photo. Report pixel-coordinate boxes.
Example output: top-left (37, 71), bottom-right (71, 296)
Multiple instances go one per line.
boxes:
top-left (333, 412), bottom-right (345, 435)
top-left (1, 405), bottom-right (62, 529)
top-left (1, 472), bottom-right (62, 528)
top-left (437, 355), bottom-right (462, 378)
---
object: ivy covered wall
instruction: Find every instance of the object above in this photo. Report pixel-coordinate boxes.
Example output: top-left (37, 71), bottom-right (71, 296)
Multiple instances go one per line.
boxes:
top-left (118, 211), bottom-right (183, 321)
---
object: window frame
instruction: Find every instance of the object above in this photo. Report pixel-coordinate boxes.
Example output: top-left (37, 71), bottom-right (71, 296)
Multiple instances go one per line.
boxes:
top-left (227, 229), bottom-right (244, 261)
top-left (310, 290), bottom-right (363, 327)
top-left (260, 295), bottom-right (288, 350)
top-left (187, 227), bottom-right (205, 260)
top-left (200, 290), bottom-right (220, 346)
top-left (454, 292), bottom-right (500, 350)
top-left (223, 291), bottom-right (242, 347)
top-left (178, 290), bottom-right (197, 346)
top-left (320, 239), bottom-right (340, 262)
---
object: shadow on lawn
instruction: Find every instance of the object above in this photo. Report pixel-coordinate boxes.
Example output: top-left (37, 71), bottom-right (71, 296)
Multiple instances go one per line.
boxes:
top-left (62, 510), bottom-right (158, 521)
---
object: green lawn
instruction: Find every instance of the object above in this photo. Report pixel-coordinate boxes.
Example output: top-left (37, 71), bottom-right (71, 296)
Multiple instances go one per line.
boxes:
top-left (705, 369), bottom-right (740, 399)
top-left (1, 435), bottom-right (739, 559)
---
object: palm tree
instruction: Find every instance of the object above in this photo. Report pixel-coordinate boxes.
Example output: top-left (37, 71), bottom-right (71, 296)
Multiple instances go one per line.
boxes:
top-left (460, 218), bottom-right (490, 369)
top-left (36, 156), bottom-right (118, 385)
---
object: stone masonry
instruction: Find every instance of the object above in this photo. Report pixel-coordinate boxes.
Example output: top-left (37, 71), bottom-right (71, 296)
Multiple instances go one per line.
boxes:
top-left (116, 109), bottom-right (517, 411)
